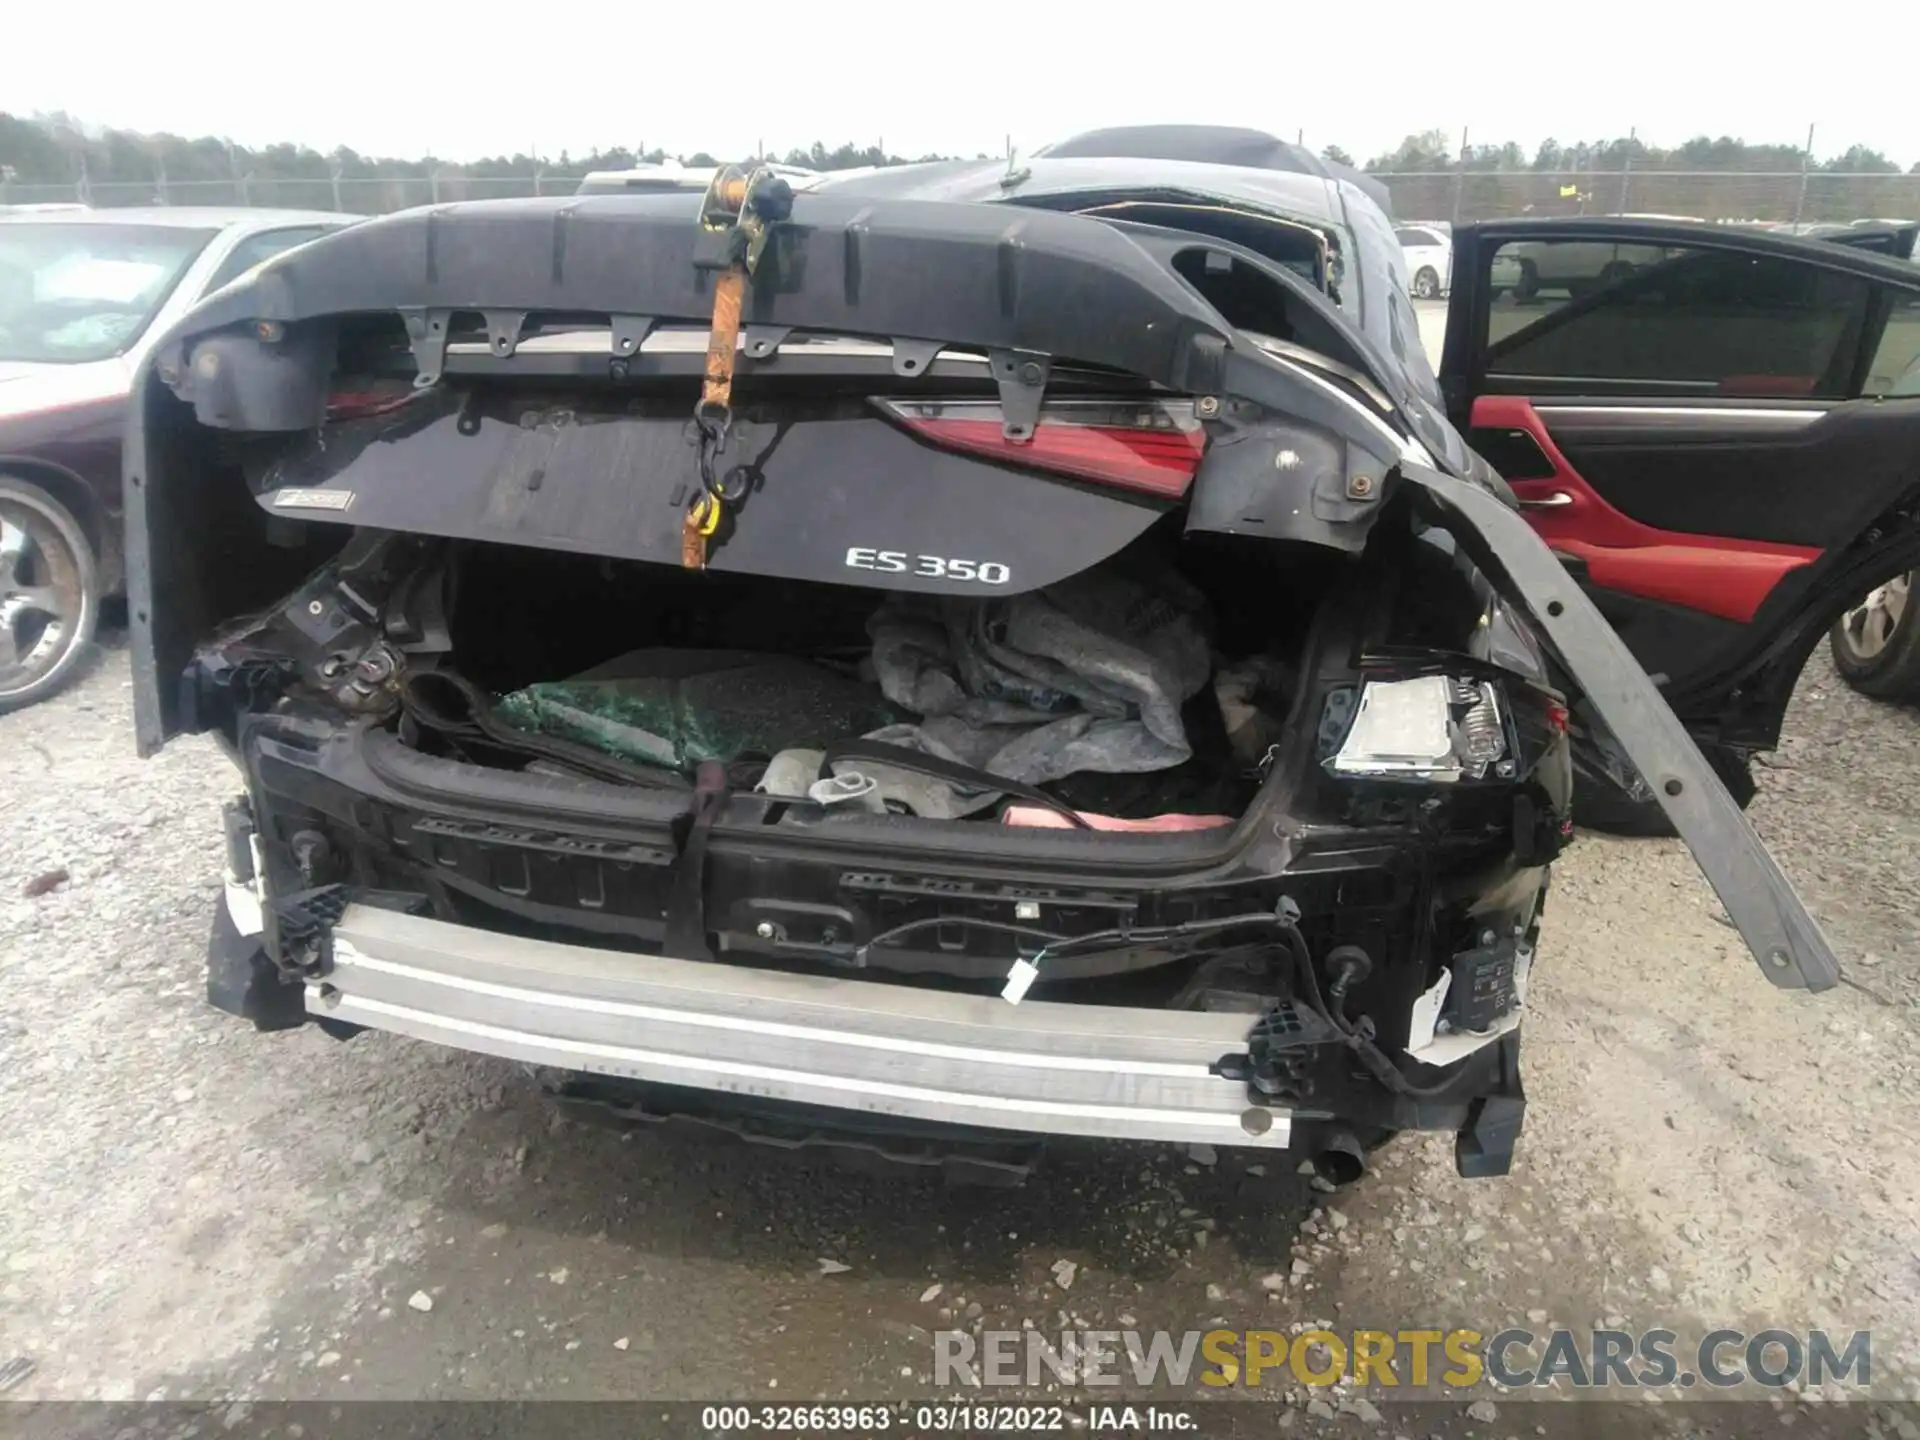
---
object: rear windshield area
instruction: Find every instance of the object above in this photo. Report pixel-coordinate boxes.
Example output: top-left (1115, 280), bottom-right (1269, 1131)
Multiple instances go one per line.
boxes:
top-left (1012, 192), bottom-right (1327, 289)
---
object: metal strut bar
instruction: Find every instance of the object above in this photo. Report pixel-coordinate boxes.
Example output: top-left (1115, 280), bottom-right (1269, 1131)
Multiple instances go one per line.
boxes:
top-left (682, 163), bottom-right (796, 569)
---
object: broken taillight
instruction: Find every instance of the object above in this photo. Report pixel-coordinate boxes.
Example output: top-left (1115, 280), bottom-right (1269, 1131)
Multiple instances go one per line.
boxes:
top-left (1328, 676), bottom-right (1513, 784)
top-left (876, 398), bottom-right (1206, 499)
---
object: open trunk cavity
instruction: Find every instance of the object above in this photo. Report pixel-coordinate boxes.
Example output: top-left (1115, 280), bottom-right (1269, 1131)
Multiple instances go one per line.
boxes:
top-left (400, 521), bottom-right (1337, 835)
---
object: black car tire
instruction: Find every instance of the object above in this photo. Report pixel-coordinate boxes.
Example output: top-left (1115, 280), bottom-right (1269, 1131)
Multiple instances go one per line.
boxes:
top-left (1828, 571), bottom-right (1920, 700)
top-left (0, 478), bottom-right (100, 714)
top-left (1412, 266), bottom-right (1441, 300)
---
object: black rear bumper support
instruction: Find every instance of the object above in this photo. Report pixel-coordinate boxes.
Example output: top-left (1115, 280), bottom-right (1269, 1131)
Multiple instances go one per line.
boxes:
top-left (1453, 1032), bottom-right (1526, 1179)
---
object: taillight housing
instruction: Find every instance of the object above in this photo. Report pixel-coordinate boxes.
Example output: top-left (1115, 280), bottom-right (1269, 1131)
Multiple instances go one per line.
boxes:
top-left (876, 398), bottom-right (1206, 499)
top-left (1326, 675), bottom-right (1513, 784)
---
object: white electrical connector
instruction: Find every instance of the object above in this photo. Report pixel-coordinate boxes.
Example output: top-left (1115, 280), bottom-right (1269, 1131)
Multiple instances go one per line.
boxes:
top-left (1001, 957), bottom-right (1041, 1005)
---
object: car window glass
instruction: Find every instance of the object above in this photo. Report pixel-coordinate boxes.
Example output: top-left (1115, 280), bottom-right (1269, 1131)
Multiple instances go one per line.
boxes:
top-left (1485, 240), bottom-right (1872, 398)
top-left (0, 223), bottom-right (215, 364)
top-left (1866, 293), bottom-right (1920, 397)
top-left (202, 226), bottom-right (335, 294)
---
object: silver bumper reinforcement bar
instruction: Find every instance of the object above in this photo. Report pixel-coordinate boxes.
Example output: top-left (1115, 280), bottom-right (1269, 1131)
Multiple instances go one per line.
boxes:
top-left (310, 905), bottom-right (1291, 1149)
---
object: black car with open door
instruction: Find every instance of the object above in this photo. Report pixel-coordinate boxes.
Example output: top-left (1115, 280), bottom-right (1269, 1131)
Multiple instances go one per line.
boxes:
top-left (124, 141), bottom-right (1843, 1187)
top-left (1440, 217), bottom-right (1920, 830)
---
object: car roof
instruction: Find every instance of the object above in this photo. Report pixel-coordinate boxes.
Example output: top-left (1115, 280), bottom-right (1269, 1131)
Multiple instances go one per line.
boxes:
top-left (1040, 125), bottom-right (1397, 219)
top-left (1039, 124), bottom-right (1322, 170)
top-left (818, 153), bottom-right (1348, 226)
top-left (0, 206), bottom-right (352, 229)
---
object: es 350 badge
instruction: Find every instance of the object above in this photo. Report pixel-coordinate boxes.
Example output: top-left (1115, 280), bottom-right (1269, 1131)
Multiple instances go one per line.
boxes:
top-left (845, 548), bottom-right (1011, 584)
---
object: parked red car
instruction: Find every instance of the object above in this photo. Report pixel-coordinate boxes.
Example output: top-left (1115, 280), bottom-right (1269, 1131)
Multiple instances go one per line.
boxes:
top-left (0, 206), bottom-right (351, 711)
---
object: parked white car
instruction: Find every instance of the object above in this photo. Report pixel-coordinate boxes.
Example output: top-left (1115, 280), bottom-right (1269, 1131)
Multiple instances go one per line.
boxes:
top-left (1395, 223), bottom-right (1452, 298)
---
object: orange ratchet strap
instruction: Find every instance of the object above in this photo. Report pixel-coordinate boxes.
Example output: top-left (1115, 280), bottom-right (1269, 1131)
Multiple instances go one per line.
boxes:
top-left (682, 165), bottom-right (794, 569)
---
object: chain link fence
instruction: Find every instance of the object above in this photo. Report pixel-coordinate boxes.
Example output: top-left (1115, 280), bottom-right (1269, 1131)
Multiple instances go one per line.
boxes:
top-left (1376, 169), bottom-right (1920, 227)
top-left (6, 168), bottom-right (1919, 227)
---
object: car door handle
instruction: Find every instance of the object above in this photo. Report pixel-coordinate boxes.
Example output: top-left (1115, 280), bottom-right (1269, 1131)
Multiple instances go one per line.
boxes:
top-left (1517, 491), bottom-right (1575, 509)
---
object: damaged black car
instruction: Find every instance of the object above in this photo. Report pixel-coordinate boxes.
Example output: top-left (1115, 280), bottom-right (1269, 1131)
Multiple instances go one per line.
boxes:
top-left (126, 127), bottom-right (1848, 1184)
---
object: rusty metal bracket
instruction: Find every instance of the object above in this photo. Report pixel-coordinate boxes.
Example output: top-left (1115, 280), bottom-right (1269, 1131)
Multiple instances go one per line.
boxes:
top-left (987, 347), bottom-right (1051, 441)
top-left (399, 306), bottom-right (453, 389)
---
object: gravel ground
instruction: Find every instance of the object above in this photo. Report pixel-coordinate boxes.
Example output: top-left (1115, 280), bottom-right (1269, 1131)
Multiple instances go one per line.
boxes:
top-left (2, 631), bottom-right (1916, 1433)
top-left (4, 301), bottom-right (1915, 1432)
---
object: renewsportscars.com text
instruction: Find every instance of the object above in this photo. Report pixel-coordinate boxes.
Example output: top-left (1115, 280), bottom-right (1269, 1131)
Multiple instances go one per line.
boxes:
top-left (934, 1327), bottom-right (1871, 1391)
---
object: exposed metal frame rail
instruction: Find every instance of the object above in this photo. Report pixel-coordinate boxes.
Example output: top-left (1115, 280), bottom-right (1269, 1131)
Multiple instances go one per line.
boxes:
top-left (314, 905), bottom-right (1293, 1149)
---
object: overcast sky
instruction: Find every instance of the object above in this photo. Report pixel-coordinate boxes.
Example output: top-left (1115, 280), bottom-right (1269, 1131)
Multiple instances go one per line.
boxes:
top-left (10, 1), bottom-right (1918, 168)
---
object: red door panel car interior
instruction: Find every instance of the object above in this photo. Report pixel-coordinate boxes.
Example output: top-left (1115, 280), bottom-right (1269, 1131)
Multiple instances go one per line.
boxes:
top-left (1471, 394), bottom-right (1821, 624)
top-left (1441, 217), bottom-right (1920, 778)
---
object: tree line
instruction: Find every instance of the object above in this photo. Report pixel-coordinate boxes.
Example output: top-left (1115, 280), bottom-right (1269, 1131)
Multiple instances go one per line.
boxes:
top-left (0, 114), bottom-right (981, 189)
top-left (1347, 130), bottom-right (1919, 224)
top-left (1348, 128), bottom-right (1914, 175)
top-left (7, 113), bottom-right (1915, 188)
top-left (3, 114), bottom-right (1914, 224)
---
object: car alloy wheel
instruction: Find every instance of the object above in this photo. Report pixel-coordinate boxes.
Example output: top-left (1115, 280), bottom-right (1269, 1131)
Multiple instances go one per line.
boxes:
top-left (1836, 572), bottom-right (1910, 662)
top-left (1413, 266), bottom-right (1440, 299)
top-left (0, 481), bottom-right (99, 713)
top-left (1828, 569), bottom-right (1920, 700)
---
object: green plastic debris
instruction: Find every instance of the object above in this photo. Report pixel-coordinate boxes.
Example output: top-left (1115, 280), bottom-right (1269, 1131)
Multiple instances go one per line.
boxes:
top-left (494, 649), bottom-right (898, 773)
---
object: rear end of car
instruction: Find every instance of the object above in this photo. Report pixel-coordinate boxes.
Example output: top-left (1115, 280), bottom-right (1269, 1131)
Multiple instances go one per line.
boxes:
top-left (124, 185), bottom-right (1834, 1183)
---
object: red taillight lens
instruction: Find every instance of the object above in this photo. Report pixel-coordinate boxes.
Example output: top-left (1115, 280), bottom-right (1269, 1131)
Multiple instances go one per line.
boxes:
top-left (878, 399), bottom-right (1206, 499)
